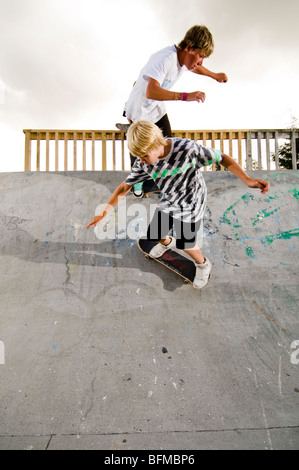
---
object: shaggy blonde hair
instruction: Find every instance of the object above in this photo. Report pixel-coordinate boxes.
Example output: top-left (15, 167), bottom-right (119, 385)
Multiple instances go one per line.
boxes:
top-left (178, 25), bottom-right (214, 57)
top-left (127, 120), bottom-right (168, 157)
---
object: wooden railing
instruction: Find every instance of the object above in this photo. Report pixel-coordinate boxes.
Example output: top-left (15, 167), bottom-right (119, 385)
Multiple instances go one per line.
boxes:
top-left (23, 128), bottom-right (299, 172)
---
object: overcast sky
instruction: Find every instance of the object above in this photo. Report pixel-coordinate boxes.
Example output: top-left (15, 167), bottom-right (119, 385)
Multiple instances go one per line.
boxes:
top-left (0, 0), bottom-right (299, 171)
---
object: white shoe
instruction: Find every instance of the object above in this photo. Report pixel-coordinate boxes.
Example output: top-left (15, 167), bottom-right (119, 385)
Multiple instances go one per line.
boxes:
top-left (193, 258), bottom-right (212, 289)
top-left (132, 183), bottom-right (144, 198)
top-left (149, 237), bottom-right (176, 258)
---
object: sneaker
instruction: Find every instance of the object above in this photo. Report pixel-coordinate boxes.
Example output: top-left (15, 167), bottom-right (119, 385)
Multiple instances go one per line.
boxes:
top-left (132, 182), bottom-right (144, 198)
top-left (115, 123), bottom-right (131, 131)
top-left (193, 258), bottom-right (212, 289)
top-left (149, 237), bottom-right (176, 259)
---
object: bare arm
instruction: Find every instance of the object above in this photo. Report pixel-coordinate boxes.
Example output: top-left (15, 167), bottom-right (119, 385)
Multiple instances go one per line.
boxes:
top-left (221, 154), bottom-right (270, 194)
top-left (86, 181), bottom-right (132, 229)
top-left (192, 65), bottom-right (228, 83)
top-left (146, 78), bottom-right (206, 103)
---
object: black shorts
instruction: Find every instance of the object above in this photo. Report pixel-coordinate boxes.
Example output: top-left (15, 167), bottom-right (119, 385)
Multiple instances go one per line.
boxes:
top-left (147, 209), bottom-right (201, 250)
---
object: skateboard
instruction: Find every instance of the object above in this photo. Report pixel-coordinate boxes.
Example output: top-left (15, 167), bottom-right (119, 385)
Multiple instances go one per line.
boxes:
top-left (137, 238), bottom-right (196, 285)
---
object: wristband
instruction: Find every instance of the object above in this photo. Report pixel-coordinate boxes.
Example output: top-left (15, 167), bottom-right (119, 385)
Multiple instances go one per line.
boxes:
top-left (183, 93), bottom-right (188, 101)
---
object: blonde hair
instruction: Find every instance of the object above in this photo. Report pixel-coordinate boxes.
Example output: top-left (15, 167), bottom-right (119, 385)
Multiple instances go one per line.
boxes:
top-left (127, 120), bottom-right (168, 157)
top-left (178, 25), bottom-right (214, 57)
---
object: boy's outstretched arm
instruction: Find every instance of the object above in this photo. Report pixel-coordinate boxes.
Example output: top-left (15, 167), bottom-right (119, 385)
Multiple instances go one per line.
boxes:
top-left (221, 154), bottom-right (270, 194)
top-left (146, 78), bottom-right (206, 103)
top-left (86, 181), bottom-right (132, 229)
top-left (192, 65), bottom-right (228, 83)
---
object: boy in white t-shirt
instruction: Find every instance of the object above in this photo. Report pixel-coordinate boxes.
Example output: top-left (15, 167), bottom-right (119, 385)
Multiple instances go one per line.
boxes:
top-left (122, 25), bottom-right (227, 197)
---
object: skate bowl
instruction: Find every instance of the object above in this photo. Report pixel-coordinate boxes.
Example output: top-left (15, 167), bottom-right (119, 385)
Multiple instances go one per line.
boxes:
top-left (0, 170), bottom-right (298, 450)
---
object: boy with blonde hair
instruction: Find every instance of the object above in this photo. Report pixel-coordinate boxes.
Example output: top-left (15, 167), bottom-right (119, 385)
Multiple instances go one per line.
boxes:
top-left (122, 24), bottom-right (227, 197)
top-left (87, 121), bottom-right (270, 289)
top-left (124, 25), bottom-right (227, 127)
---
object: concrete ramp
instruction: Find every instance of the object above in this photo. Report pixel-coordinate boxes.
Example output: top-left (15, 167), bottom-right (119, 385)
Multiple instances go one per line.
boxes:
top-left (0, 170), bottom-right (298, 450)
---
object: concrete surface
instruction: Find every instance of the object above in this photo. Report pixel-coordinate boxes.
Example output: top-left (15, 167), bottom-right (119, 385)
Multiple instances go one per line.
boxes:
top-left (0, 170), bottom-right (298, 450)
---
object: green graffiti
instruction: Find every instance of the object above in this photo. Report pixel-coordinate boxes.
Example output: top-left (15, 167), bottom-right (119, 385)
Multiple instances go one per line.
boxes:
top-left (241, 193), bottom-right (254, 203)
top-left (222, 200), bottom-right (240, 226)
top-left (237, 228), bottom-right (299, 248)
top-left (263, 192), bottom-right (280, 203)
top-left (250, 207), bottom-right (280, 226)
top-left (222, 193), bottom-right (256, 226)
top-left (221, 188), bottom-right (299, 256)
top-left (246, 246), bottom-right (254, 257)
top-left (263, 228), bottom-right (299, 245)
top-left (289, 188), bottom-right (299, 200)
top-left (222, 188), bottom-right (299, 228)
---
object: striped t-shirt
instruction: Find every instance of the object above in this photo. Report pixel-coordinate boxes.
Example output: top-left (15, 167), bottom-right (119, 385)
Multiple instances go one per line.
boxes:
top-left (125, 138), bottom-right (223, 223)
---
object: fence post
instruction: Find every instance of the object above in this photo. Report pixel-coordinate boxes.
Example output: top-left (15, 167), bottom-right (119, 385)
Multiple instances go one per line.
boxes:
top-left (46, 131), bottom-right (50, 171)
top-left (246, 131), bottom-right (252, 171)
top-left (55, 131), bottom-right (59, 171)
top-left (274, 131), bottom-right (279, 170)
top-left (257, 131), bottom-right (262, 169)
top-left (291, 131), bottom-right (297, 170)
top-left (266, 131), bottom-right (271, 170)
top-left (102, 132), bottom-right (107, 170)
top-left (36, 132), bottom-right (40, 171)
top-left (92, 132), bottom-right (95, 171)
top-left (237, 131), bottom-right (242, 168)
top-left (24, 130), bottom-right (31, 171)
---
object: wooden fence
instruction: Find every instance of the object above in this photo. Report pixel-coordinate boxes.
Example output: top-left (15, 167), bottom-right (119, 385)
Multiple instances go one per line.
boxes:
top-left (23, 128), bottom-right (299, 172)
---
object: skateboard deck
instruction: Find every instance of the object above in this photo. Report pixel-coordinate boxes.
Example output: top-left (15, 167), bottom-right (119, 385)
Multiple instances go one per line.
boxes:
top-left (137, 238), bottom-right (196, 284)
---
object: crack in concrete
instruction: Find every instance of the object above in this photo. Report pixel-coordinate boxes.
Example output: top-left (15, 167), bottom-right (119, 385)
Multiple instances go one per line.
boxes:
top-left (63, 246), bottom-right (71, 287)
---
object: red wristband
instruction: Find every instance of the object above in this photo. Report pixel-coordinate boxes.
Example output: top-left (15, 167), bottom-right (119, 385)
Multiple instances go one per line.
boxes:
top-left (183, 93), bottom-right (188, 101)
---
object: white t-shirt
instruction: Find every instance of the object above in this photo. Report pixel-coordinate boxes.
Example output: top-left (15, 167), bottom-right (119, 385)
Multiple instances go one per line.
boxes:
top-left (125, 45), bottom-right (187, 123)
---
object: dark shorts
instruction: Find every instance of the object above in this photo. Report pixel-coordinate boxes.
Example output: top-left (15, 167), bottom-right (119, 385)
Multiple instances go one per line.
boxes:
top-left (130, 114), bottom-right (172, 166)
top-left (154, 113), bottom-right (172, 138)
top-left (147, 209), bottom-right (201, 250)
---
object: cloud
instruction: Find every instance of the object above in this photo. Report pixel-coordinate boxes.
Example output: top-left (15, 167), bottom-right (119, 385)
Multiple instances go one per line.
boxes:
top-left (147, 0), bottom-right (299, 76)
top-left (147, 0), bottom-right (299, 46)
top-left (1, 1), bottom-right (110, 126)
top-left (0, 0), bottom-right (171, 130)
top-left (0, 0), bottom-right (298, 171)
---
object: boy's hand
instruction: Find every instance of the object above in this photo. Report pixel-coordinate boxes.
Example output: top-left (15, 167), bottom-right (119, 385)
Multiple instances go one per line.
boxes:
top-left (246, 178), bottom-right (270, 194)
top-left (187, 91), bottom-right (206, 103)
top-left (86, 214), bottom-right (105, 229)
top-left (215, 73), bottom-right (228, 83)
